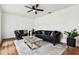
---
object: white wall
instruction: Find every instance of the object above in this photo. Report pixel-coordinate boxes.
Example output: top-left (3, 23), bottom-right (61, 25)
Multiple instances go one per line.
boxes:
top-left (34, 5), bottom-right (79, 43)
top-left (2, 5), bottom-right (79, 44)
top-left (0, 7), bottom-right (1, 44)
top-left (1, 12), bottom-right (33, 39)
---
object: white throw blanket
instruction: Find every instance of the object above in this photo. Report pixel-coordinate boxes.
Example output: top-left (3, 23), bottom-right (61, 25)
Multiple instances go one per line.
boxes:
top-left (14, 39), bottom-right (67, 55)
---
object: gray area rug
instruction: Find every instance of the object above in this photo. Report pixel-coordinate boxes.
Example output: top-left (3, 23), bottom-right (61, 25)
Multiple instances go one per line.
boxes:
top-left (14, 39), bottom-right (67, 55)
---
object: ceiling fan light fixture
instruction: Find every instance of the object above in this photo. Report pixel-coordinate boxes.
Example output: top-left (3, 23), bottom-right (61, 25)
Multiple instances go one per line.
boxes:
top-left (33, 10), bottom-right (36, 12)
top-left (25, 4), bottom-right (44, 14)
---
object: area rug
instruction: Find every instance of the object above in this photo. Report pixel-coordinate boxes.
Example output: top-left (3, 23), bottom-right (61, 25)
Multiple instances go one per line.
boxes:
top-left (14, 39), bottom-right (67, 55)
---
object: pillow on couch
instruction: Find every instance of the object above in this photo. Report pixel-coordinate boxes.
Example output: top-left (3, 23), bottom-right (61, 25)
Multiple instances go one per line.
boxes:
top-left (42, 31), bottom-right (45, 35)
top-left (24, 30), bottom-right (28, 34)
top-left (50, 32), bottom-right (54, 36)
top-left (19, 30), bottom-right (24, 34)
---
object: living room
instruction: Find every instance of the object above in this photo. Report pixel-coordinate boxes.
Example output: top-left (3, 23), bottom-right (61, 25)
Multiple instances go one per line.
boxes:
top-left (0, 4), bottom-right (79, 55)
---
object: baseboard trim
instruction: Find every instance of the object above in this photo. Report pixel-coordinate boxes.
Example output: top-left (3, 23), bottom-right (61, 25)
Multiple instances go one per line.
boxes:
top-left (2, 37), bottom-right (15, 40)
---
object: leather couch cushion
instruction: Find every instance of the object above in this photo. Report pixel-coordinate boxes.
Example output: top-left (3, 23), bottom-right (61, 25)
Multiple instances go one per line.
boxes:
top-left (24, 30), bottom-right (28, 34)
top-left (45, 31), bottom-right (52, 35)
top-left (50, 32), bottom-right (54, 36)
top-left (35, 30), bottom-right (61, 45)
top-left (41, 31), bottom-right (45, 35)
top-left (35, 31), bottom-right (42, 34)
top-left (19, 30), bottom-right (24, 34)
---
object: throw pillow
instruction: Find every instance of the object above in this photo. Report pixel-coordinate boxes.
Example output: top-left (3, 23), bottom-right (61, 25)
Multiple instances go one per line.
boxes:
top-left (17, 30), bottom-right (20, 34)
top-left (45, 31), bottom-right (51, 35)
top-left (24, 30), bottom-right (28, 34)
top-left (50, 32), bottom-right (54, 36)
top-left (42, 31), bottom-right (45, 35)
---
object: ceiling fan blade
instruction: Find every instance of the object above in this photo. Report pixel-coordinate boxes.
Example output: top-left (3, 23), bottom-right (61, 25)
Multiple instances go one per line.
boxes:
top-left (35, 11), bottom-right (37, 14)
top-left (25, 6), bottom-right (32, 9)
top-left (36, 4), bottom-right (39, 8)
top-left (36, 9), bottom-right (44, 11)
top-left (32, 6), bottom-right (35, 9)
top-left (27, 10), bottom-right (33, 13)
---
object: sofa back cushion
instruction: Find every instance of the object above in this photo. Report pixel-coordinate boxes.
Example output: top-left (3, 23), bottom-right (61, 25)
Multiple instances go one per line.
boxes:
top-left (35, 30), bottom-right (61, 37)
top-left (50, 32), bottom-right (54, 36)
top-left (19, 30), bottom-right (24, 34)
top-left (41, 31), bottom-right (45, 35)
top-left (35, 30), bottom-right (43, 34)
top-left (45, 31), bottom-right (52, 35)
top-left (24, 30), bottom-right (28, 34)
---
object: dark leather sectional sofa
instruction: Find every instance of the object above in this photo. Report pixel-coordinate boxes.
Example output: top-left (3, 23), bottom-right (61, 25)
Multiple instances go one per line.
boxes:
top-left (14, 30), bottom-right (28, 39)
top-left (14, 30), bottom-right (62, 45)
top-left (35, 30), bottom-right (61, 45)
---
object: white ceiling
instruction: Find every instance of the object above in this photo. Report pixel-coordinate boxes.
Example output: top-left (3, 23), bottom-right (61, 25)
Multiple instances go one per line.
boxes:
top-left (1, 4), bottom-right (75, 19)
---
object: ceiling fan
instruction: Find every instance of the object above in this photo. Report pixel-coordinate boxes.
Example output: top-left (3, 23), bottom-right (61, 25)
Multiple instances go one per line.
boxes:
top-left (24, 4), bottom-right (44, 14)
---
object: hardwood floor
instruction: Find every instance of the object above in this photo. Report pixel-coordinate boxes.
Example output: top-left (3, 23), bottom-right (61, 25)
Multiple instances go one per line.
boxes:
top-left (63, 46), bottom-right (79, 55)
top-left (0, 39), bottom-right (18, 55)
top-left (0, 38), bottom-right (79, 55)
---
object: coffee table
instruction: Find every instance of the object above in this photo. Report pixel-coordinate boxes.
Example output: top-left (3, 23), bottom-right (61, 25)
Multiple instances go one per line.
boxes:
top-left (26, 36), bottom-right (42, 43)
top-left (24, 36), bottom-right (42, 50)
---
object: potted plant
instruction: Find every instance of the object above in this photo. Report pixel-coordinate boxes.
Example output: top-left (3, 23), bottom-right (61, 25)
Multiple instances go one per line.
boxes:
top-left (64, 29), bottom-right (79, 47)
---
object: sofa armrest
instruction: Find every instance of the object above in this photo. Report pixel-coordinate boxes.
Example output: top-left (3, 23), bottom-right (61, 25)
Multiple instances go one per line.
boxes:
top-left (14, 30), bottom-right (22, 39)
top-left (49, 31), bottom-right (61, 45)
top-left (14, 30), bottom-right (28, 39)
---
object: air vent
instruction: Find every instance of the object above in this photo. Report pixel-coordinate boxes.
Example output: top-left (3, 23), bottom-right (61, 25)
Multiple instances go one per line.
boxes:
top-left (48, 12), bottom-right (52, 14)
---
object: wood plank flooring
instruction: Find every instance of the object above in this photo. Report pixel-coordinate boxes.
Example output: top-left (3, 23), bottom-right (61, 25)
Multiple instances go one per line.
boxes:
top-left (0, 39), bottom-right (18, 55)
top-left (63, 46), bottom-right (79, 55)
top-left (0, 38), bottom-right (79, 55)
